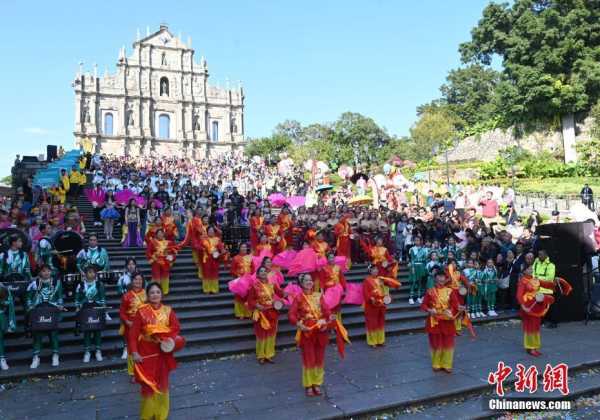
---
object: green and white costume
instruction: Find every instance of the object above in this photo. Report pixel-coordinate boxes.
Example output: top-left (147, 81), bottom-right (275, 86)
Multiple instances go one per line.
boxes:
top-left (408, 246), bottom-right (428, 299)
top-left (0, 288), bottom-right (16, 358)
top-left (481, 267), bottom-right (498, 312)
top-left (76, 247), bottom-right (109, 274)
top-left (26, 278), bottom-right (63, 355)
top-left (75, 280), bottom-right (106, 351)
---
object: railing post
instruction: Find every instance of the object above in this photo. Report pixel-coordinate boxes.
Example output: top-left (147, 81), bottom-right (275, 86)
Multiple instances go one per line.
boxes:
top-left (544, 194), bottom-right (548, 208)
top-left (566, 195), bottom-right (570, 210)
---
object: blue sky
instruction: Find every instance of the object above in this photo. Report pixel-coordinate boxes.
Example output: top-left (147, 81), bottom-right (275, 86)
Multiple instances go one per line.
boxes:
top-left (1, 0), bottom-right (493, 176)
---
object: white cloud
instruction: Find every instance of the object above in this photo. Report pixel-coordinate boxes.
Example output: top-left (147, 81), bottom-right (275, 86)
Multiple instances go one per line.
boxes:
top-left (24, 127), bottom-right (50, 135)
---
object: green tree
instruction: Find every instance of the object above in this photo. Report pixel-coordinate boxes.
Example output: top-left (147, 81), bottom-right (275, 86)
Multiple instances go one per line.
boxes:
top-left (273, 120), bottom-right (304, 144)
top-left (440, 64), bottom-right (501, 129)
top-left (244, 135), bottom-right (292, 159)
top-left (331, 112), bottom-right (392, 165)
top-left (0, 175), bottom-right (11, 186)
top-left (409, 108), bottom-right (459, 161)
top-left (460, 1), bottom-right (600, 161)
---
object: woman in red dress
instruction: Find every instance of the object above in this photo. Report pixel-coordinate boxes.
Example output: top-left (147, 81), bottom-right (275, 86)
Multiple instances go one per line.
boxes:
top-left (119, 272), bottom-right (147, 381)
top-left (288, 273), bottom-right (331, 396)
top-left (146, 228), bottom-right (180, 295)
top-left (246, 265), bottom-right (285, 364)
top-left (130, 282), bottom-right (184, 420)
top-left (420, 271), bottom-right (459, 373)
top-left (199, 227), bottom-right (226, 294)
top-left (362, 264), bottom-right (400, 347)
top-left (249, 209), bottom-right (264, 252)
top-left (229, 243), bottom-right (254, 318)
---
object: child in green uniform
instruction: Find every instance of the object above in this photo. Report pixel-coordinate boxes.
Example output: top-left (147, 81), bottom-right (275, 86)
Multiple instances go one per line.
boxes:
top-left (462, 259), bottom-right (479, 319)
top-left (408, 236), bottom-right (428, 304)
top-left (76, 266), bottom-right (106, 363)
top-left (26, 264), bottom-right (64, 369)
top-left (481, 258), bottom-right (498, 317)
top-left (0, 285), bottom-right (16, 370)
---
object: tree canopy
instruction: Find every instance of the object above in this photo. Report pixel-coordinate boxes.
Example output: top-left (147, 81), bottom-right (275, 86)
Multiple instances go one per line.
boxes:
top-left (459, 0), bottom-right (600, 128)
top-left (245, 112), bottom-right (399, 168)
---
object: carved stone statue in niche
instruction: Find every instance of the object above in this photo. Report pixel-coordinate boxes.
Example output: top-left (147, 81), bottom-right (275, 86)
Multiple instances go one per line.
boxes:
top-left (81, 99), bottom-right (91, 123)
top-left (126, 104), bottom-right (135, 126)
top-left (161, 52), bottom-right (167, 66)
top-left (230, 115), bottom-right (237, 134)
top-left (160, 78), bottom-right (169, 96)
top-left (193, 111), bottom-right (201, 131)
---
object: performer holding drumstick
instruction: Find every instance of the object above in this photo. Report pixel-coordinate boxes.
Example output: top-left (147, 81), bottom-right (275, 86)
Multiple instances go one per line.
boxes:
top-left (26, 264), bottom-right (65, 369)
top-left (130, 282), bottom-right (184, 420)
top-left (75, 265), bottom-right (106, 363)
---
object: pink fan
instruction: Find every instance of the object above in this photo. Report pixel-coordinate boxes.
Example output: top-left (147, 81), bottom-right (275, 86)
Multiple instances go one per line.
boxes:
top-left (287, 248), bottom-right (320, 276)
top-left (84, 188), bottom-right (106, 206)
top-left (283, 283), bottom-right (303, 305)
top-left (316, 256), bottom-right (328, 269)
top-left (285, 195), bottom-right (305, 210)
top-left (268, 270), bottom-right (284, 287)
top-left (228, 274), bottom-right (253, 298)
top-left (323, 284), bottom-right (343, 309)
top-left (343, 283), bottom-right (364, 305)
top-left (152, 199), bottom-right (163, 209)
top-left (134, 195), bottom-right (146, 207)
top-left (268, 193), bottom-right (287, 207)
top-left (272, 250), bottom-right (298, 269)
top-left (334, 256), bottom-right (349, 273)
top-left (114, 189), bottom-right (135, 205)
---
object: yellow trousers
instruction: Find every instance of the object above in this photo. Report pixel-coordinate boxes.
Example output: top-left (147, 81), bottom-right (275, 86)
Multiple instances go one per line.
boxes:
top-left (202, 278), bottom-right (219, 294)
top-left (256, 335), bottom-right (276, 360)
top-left (140, 392), bottom-right (169, 420)
top-left (302, 367), bottom-right (324, 388)
top-left (366, 329), bottom-right (385, 346)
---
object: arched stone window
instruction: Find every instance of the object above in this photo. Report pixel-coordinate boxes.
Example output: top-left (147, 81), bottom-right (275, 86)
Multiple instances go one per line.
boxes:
top-left (104, 113), bottom-right (113, 136)
top-left (159, 114), bottom-right (170, 139)
top-left (160, 77), bottom-right (169, 96)
top-left (211, 121), bottom-right (219, 142)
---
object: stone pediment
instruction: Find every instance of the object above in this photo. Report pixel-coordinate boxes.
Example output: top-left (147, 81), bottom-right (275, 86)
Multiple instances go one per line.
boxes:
top-left (135, 26), bottom-right (189, 50)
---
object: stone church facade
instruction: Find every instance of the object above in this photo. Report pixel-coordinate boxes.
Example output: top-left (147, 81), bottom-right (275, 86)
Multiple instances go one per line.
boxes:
top-left (73, 24), bottom-right (245, 158)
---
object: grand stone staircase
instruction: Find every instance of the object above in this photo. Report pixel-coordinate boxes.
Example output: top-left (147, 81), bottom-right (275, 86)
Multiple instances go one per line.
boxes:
top-left (0, 188), bottom-right (516, 381)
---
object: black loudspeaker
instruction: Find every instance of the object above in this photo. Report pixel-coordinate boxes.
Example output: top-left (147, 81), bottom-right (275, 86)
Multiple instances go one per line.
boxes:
top-left (536, 222), bottom-right (594, 322)
top-left (46, 145), bottom-right (58, 161)
top-left (21, 155), bottom-right (39, 163)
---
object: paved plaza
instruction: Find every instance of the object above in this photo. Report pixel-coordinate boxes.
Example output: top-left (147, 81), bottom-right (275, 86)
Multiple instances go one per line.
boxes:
top-left (1, 321), bottom-right (599, 419)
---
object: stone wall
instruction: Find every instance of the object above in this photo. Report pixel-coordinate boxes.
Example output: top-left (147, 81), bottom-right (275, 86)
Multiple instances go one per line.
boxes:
top-left (437, 117), bottom-right (593, 163)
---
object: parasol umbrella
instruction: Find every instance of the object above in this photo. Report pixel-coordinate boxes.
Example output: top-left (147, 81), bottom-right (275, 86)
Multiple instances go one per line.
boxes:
top-left (337, 164), bottom-right (354, 179)
top-left (303, 159), bottom-right (315, 171)
top-left (277, 158), bottom-right (294, 176)
top-left (316, 161), bottom-right (329, 173)
top-left (374, 174), bottom-right (387, 189)
top-left (268, 193), bottom-right (287, 207)
top-left (391, 156), bottom-right (403, 166)
top-left (316, 184), bottom-right (333, 192)
top-left (348, 195), bottom-right (373, 206)
top-left (285, 195), bottom-right (306, 209)
top-left (350, 173), bottom-right (368, 184)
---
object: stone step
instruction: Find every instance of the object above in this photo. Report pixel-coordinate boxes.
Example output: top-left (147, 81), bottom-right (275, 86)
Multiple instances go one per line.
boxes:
top-left (0, 311), bottom-right (517, 382)
top-left (6, 290), bottom-right (425, 348)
